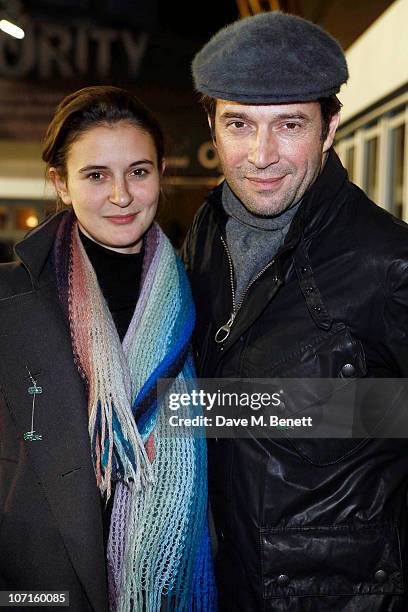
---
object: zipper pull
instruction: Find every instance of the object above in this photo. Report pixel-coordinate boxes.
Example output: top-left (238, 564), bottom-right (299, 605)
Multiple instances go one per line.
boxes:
top-left (215, 313), bottom-right (235, 344)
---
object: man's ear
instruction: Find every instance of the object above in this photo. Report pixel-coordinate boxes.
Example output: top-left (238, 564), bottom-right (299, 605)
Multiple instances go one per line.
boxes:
top-left (323, 113), bottom-right (340, 153)
top-left (207, 115), bottom-right (216, 146)
top-left (48, 168), bottom-right (72, 205)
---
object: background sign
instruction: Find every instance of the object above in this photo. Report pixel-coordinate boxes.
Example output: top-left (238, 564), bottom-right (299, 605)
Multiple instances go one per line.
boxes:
top-left (0, 0), bottom-right (238, 176)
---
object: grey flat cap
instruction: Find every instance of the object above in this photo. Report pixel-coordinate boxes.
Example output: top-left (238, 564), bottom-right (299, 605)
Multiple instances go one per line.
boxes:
top-left (192, 12), bottom-right (348, 103)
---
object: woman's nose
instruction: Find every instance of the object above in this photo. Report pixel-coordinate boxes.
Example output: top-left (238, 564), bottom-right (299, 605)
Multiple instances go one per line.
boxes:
top-left (109, 178), bottom-right (133, 207)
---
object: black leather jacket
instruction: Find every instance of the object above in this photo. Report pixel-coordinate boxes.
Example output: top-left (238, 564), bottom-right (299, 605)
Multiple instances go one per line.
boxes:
top-left (182, 150), bottom-right (408, 611)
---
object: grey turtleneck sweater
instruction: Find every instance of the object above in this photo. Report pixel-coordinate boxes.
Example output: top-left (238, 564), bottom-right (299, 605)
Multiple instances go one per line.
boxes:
top-left (222, 181), bottom-right (301, 304)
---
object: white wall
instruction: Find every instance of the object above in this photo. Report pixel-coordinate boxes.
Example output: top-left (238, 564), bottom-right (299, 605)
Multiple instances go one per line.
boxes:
top-left (0, 140), bottom-right (53, 200)
top-left (340, 0), bottom-right (408, 124)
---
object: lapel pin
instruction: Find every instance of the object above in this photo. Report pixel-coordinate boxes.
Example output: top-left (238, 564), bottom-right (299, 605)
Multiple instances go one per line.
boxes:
top-left (24, 367), bottom-right (43, 441)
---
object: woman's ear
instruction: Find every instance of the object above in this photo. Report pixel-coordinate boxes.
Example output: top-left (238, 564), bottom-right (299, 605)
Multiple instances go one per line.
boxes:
top-left (48, 167), bottom-right (72, 206)
top-left (160, 158), bottom-right (166, 176)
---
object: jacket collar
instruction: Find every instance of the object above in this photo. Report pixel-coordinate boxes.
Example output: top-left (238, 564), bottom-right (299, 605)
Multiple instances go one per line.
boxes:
top-left (290, 148), bottom-right (348, 241)
top-left (14, 210), bottom-right (67, 289)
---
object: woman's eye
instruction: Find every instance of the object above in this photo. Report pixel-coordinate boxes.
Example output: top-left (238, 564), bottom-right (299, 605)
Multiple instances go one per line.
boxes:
top-left (131, 168), bottom-right (148, 177)
top-left (88, 172), bottom-right (103, 181)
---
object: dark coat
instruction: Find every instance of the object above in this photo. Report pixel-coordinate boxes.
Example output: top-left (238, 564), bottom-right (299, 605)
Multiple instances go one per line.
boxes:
top-left (182, 150), bottom-right (408, 611)
top-left (0, 212), bottom-right (108, 611)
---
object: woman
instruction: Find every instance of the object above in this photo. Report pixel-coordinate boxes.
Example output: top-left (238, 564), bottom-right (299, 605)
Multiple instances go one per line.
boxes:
top-left (0, 86), bottom-right (216, 611)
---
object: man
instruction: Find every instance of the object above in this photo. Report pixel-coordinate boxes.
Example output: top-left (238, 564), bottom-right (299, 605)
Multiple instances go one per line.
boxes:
top-left (182, 11), bottom-right (408, 612)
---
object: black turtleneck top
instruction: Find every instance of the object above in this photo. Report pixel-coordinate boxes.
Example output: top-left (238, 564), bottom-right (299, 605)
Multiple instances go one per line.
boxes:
top-left (79, 229), bottom-right (144, 341)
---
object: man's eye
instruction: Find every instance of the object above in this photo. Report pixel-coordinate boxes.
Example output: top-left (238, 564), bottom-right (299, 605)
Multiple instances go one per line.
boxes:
top-left (284, 122), bottom-right (300, 130)
top-left (228, 121), bottom-right (246, 129)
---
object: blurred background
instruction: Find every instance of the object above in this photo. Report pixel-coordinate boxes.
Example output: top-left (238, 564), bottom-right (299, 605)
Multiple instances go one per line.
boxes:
top-left (0, 0), bottom-right (406, 257)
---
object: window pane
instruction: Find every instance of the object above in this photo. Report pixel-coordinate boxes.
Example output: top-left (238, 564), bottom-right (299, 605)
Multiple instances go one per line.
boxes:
top-left (345, 147), bottom-right (355, 182)
top-left (364, 137), bottom-right (379, 201)
top-left (390, 124), bottom-right (405, 219)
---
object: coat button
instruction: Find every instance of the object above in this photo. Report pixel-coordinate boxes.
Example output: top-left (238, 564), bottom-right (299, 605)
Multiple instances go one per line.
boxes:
top-left (306, 286), bottom-right (314, 293)
top-left (374, 569), bottom-right (387, 583)
top-left (301, 266), bottom-right (308, 274)
top-left (277, 574), bottom-right (290, 586)
top-left (341, 363), bottom-right (356, 377)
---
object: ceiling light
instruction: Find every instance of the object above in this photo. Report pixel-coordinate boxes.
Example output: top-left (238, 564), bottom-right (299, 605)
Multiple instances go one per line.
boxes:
top-left (0, 18), bottom-right (25, 39)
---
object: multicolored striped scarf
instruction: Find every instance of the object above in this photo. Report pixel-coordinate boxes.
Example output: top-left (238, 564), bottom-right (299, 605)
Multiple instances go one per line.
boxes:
top-left (53, 211), bottom-right (216, 611)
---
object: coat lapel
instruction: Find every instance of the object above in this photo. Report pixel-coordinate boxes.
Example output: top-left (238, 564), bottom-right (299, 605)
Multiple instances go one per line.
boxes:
top-left (0, 214), bottom-right (107, 611)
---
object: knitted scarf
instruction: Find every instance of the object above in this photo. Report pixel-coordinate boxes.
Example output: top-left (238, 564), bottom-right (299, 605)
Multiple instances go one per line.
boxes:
top-left (53, 211), bottom-right (216, 611)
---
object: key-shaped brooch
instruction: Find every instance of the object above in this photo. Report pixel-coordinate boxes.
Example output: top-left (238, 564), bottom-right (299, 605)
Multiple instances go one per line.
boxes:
top-left (24, 367), bottom-right (43, 441)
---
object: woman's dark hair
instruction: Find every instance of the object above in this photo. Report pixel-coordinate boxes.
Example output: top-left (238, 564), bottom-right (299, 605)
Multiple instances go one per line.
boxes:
top-left (42, 86), bottom-right (164, 208)
top-left (200, 93), bottom-right (342, 142)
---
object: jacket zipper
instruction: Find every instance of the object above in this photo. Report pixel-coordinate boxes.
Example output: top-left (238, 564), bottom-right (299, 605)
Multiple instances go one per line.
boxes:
top-left (214, 235), bottom-right (276, 344)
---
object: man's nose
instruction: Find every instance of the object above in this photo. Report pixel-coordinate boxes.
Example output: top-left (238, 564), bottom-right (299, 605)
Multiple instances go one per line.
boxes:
top-left (247, 128), bottom-right (279, 168)
top-left (109, 178), bottom-right (133, 207)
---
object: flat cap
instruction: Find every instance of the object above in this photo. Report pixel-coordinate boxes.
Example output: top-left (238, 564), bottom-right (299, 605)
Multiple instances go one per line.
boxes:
top-left (192, 12), bottom-right (348, 103)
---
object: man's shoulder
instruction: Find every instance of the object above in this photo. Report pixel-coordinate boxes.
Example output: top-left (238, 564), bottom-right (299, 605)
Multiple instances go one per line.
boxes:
top-left (184, 183), bottom-right (223, 246)
top-left (349, 182), bottom-right (406, 225)
top-left (343, 181), bottom-right (408, 257)
top-left (180, 183), bottom-right (224, 271)
top-left (192, 183), bottom-right (223, 228)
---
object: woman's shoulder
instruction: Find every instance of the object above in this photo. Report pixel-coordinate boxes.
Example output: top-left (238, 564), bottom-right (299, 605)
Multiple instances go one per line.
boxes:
top-left (0, 261), bottom-right (32, 298)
